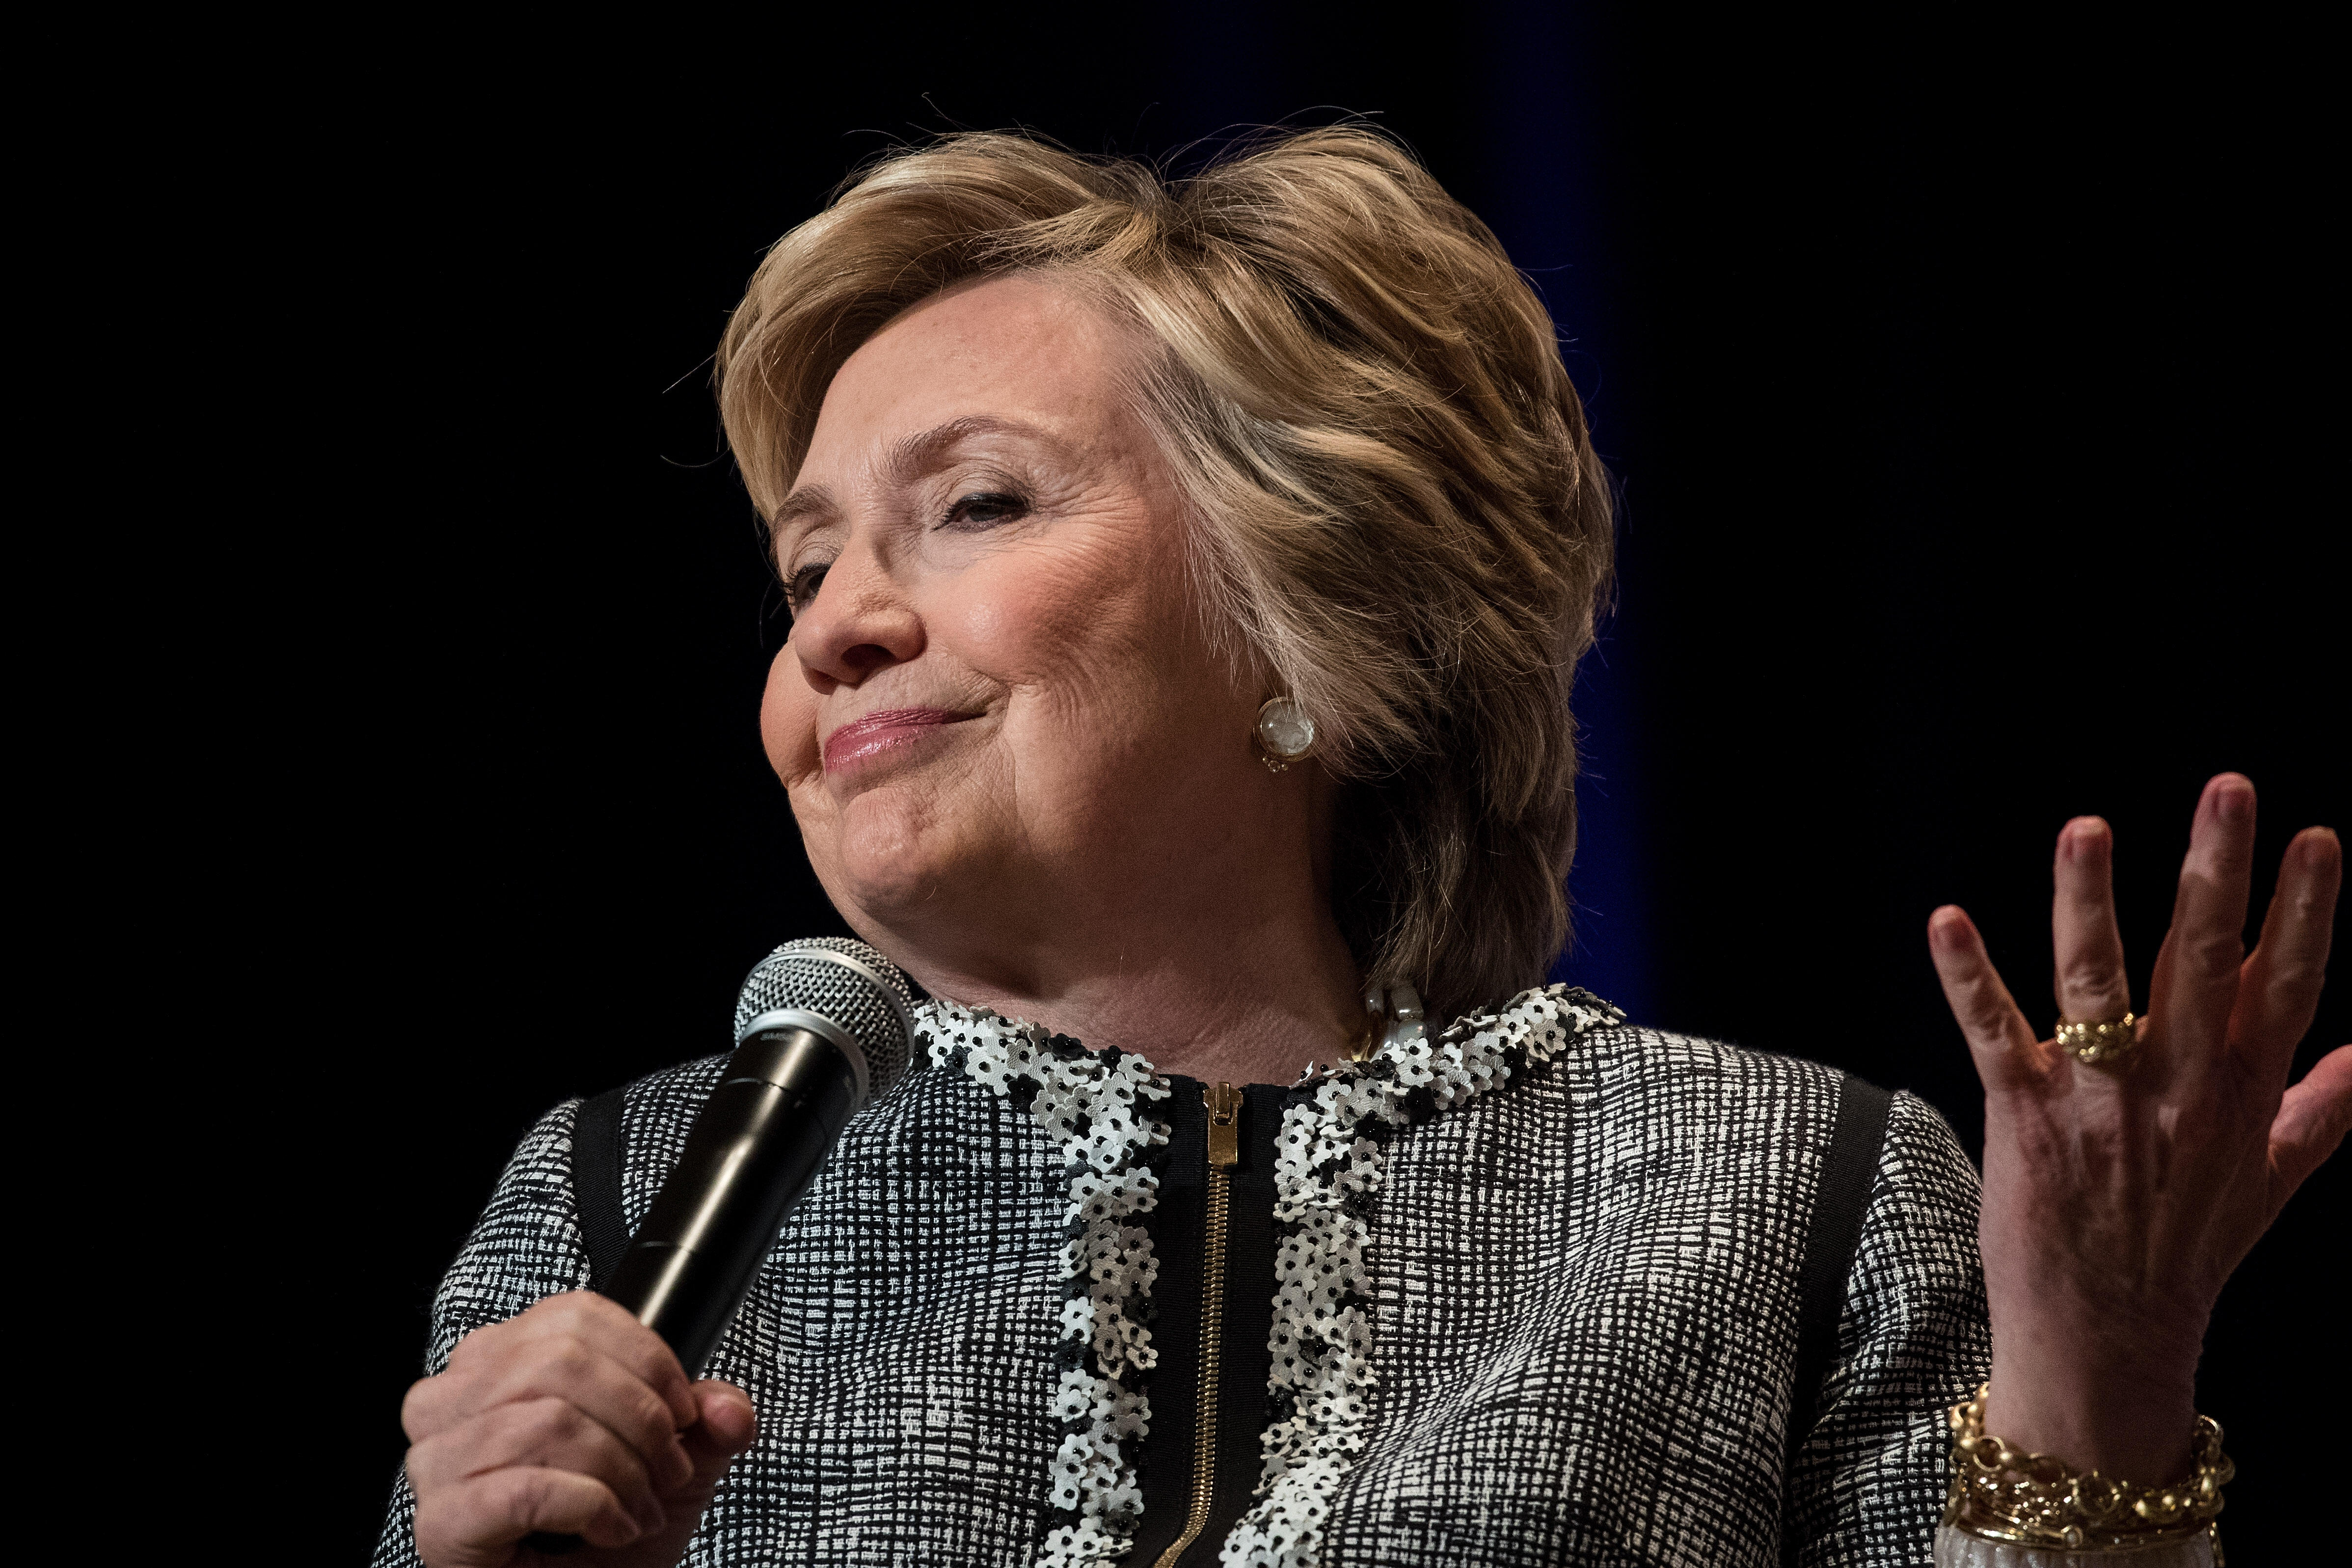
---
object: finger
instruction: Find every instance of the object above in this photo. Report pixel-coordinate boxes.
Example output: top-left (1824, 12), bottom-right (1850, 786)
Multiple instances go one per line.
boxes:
top-left (2147, 774), bottom-right (2257, 1052)
top-left (407, 1338), bottom-right (688, 1495)
top-left (1929, 905), bottom-right (2043, 1090)
top-left (2052, 816), bottom-right (2133, 1024)
top-left (412, 1464), bottom-right (643, 1560)
top-left (407, 1397), bottom-right (666, 1538)
top-left (2268, 1044), bottom-right (2352, 1210)
top-left (471, 1333), bottom-right (697, 1494)
top-left (415, 1293), bottom-right (697, 1443)
top-left (525, 1293), bottom-right (700, 1430)
top-left (2234, 827), bottom-right (2343, 1073)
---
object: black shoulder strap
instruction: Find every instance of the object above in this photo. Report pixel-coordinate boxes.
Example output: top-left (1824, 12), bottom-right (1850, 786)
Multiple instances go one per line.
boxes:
top-left (1785, 1074), bottom-right (1893, 1480)
top-left (570, 1086), bottom-right (633, 1294)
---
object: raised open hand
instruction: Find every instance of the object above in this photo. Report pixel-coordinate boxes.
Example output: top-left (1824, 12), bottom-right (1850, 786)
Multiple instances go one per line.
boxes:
top-left (1927, 772), bottom-right (2348, 1481)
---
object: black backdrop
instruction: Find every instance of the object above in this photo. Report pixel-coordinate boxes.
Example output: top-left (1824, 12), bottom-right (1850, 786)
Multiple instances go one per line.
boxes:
top-left (260, 7), bottom-right (2341, 1556)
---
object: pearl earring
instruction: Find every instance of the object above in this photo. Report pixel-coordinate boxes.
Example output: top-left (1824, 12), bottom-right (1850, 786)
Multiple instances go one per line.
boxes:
top-left (1254, 696), bottom-right (1318, 774)
top-left (1346, 982), bottom-right (1427, 1062)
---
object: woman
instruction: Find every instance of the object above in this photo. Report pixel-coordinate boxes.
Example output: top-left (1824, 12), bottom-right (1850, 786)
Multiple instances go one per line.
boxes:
top-left (379, 130), bottom-right (2345, 1567)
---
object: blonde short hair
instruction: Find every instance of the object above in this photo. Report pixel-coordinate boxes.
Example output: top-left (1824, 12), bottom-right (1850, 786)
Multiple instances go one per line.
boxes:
top-left (719, 128), bottom-right (1615, 1022)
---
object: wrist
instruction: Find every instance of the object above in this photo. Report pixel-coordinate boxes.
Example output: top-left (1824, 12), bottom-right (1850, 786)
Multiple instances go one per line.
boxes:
top-left (1983, 1276), bottom-right (2207, 1482)
top-left (1983, 1346), bottom-right (2199, 1481)
top-left (1942, 1382), bottom-right (2233, 1557)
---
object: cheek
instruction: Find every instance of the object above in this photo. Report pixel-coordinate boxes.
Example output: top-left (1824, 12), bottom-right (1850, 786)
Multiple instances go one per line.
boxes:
top-left (760, 642), bottom-right (822, 785)
top-left (933, 537), bottom-right (1176, 693)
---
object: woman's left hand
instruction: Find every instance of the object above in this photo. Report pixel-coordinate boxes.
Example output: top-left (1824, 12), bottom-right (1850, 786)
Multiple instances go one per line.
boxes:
top-left (1928, 772), bottom-right (2348, 1481)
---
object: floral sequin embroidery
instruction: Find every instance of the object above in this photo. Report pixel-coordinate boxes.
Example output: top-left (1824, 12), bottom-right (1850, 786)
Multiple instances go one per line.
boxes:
top-left (920, 1000), bottom-right (1173, 1568)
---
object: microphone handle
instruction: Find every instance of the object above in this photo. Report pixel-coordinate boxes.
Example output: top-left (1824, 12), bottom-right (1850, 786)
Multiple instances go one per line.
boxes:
top-left (523, 1025), bottom-right (863, 1557)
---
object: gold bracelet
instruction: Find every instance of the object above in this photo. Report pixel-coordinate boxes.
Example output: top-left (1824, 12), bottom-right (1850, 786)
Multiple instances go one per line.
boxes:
top-left (1941, 1383), bottom-right (2233, 1551)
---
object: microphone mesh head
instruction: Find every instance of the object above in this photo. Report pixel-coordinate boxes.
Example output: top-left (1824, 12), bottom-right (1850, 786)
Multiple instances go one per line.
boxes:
top-left (733, 937), bottom-right (918, 1098)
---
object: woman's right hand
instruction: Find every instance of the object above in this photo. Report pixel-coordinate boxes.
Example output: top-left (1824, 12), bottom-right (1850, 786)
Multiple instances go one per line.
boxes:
top-left (401, 1292), bottom-right (757, 1568)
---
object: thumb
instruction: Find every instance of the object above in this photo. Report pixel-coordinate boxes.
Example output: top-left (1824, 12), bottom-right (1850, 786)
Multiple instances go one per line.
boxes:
top-left (604, 1381), bottom-right (754, 1563)
top-left (2269, 1043), bottom-right (2352, 1216)
top-left (676, 1381), bottom-right (757, 1490)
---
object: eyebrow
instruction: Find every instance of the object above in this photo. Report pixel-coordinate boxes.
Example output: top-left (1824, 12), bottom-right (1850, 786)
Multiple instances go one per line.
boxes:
top-left (884, 414), bottom-right (1073, 486)
top-left (769, 415), bottom-right (1076, 536)
top-left (769, 485), bottom-right (837, 537)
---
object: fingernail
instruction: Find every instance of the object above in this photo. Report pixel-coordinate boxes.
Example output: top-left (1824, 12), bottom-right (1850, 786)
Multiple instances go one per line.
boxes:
top-left (2217, 784), bottom-right (2252, 823)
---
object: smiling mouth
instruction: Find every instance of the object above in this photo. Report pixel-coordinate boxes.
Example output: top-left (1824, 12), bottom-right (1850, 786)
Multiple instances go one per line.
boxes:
top-left (822, 707), bottom-right (969, 775)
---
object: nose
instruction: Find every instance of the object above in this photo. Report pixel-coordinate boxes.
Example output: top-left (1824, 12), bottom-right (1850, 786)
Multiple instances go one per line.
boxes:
top-left (790, 535), bottom-right (924, 690)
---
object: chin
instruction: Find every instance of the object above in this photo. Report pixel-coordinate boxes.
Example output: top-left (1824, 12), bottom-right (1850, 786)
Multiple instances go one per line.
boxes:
top-left (814, 788), bottom-right (977, 925)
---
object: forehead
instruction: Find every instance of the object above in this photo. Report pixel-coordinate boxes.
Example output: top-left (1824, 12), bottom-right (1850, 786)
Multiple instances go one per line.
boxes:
top-left (804, 273), bottom-right (1135, 469)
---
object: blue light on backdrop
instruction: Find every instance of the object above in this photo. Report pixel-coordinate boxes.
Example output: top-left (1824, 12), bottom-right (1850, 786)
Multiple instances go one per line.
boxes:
top-left (1463, 7), bottom-right (1656, 1024)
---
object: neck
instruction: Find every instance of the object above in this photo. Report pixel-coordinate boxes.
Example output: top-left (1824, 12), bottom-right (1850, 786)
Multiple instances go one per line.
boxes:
top-left (868, 864), bottom-right (1364, 1088)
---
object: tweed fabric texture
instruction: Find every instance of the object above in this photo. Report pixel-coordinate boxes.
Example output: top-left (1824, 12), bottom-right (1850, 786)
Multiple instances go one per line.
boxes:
top-left (376, 1005), bottom-right (1990, 1567)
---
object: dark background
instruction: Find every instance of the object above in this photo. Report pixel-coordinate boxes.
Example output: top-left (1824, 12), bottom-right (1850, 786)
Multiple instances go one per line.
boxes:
top-left (183, 5), bottom-right (2338, 1556)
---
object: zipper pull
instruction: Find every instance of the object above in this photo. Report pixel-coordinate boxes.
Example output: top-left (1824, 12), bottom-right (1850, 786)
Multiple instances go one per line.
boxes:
top-left (1205, 1081), bottom-right (1241, 1169)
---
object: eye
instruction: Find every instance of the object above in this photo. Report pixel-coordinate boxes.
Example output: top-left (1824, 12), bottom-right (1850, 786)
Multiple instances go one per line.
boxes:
top-left (940, 490), bottom-right (1028, 530)
top-left (785, 560), bottom-right (831, 617)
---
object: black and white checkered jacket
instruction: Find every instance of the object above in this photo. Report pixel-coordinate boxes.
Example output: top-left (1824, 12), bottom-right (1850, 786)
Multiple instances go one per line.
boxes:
top-left (377, 986), bottom-right (1990, 1567)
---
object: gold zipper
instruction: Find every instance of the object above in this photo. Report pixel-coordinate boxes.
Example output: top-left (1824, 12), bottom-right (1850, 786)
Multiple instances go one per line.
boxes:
top-left (1153, 1081), bottom-right (1240, 1568)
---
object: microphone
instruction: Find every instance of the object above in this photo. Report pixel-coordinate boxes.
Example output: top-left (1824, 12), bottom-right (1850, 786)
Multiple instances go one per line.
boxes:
top-left (603, 936), bottom-right (917, 1376)
top-left (524, 938), bottom-right (916, 1556)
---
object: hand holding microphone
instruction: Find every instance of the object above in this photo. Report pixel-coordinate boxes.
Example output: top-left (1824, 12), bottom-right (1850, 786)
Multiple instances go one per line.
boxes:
top-left (401, 939), bottom-right (916, 1567)
top-left (402, 1292), bottom-right (754, 1567)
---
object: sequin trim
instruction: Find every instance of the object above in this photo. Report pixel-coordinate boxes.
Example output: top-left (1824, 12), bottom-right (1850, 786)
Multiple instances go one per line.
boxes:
top-left (920, 1000), bottom-right (1173, 1568)
top-left (1218, 984), bottom-right (1624, 1568)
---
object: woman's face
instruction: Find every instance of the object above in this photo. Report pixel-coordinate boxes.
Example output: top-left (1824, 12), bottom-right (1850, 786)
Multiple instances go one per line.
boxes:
top-left (762, 273), bottom-right (1280, 980)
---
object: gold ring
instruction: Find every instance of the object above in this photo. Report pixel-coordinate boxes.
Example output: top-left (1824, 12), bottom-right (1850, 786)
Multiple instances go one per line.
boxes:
top-left (2055, 1011), bottom-right (2138, 1067)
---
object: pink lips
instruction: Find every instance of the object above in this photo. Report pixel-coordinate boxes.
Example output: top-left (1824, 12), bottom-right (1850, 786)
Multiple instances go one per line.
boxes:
top-left (821, 707), bottom-right (966, 776)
